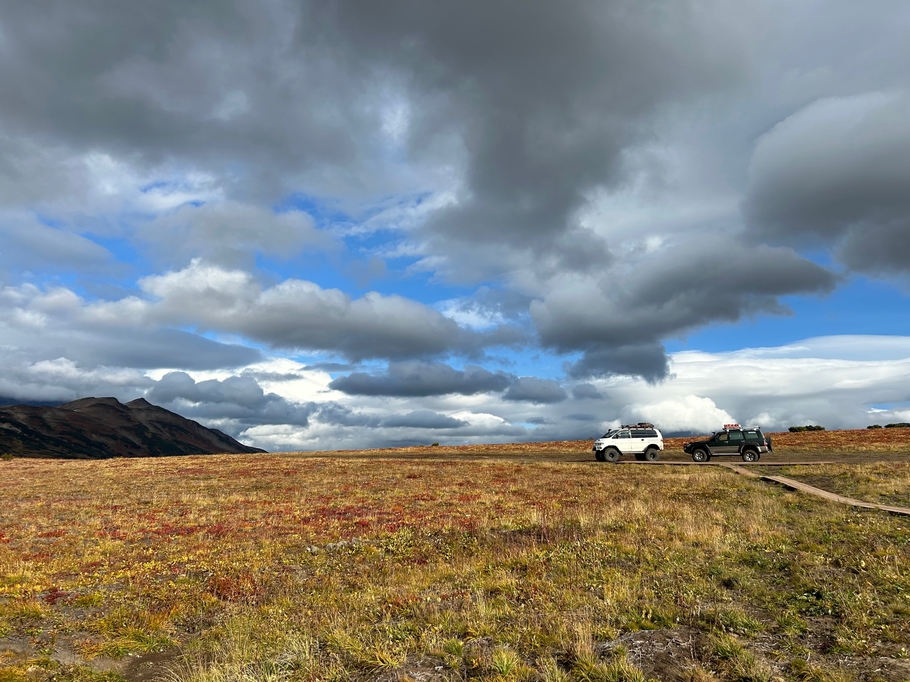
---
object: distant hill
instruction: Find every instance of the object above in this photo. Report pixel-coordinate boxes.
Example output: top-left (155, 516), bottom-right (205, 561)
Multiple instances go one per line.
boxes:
top-left (0, 397), bottom-right (265, 459)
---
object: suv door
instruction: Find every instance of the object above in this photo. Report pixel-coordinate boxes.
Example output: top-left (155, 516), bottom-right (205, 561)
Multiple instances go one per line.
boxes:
top-left (728, 430), bottom-right (745, 453)
top-left (614, 430), bottom-right (633, 453)
top-left (707, 432), bottom-right (736, 455)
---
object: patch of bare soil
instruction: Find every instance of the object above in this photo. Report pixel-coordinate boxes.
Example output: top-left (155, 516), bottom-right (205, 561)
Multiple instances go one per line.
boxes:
top-left (0, 634), bottom-right (181, 681)
top-left (599, 627), bottom-right (707, 681)
top-left (375, 655), bottom-right (451, 681)
top-left (123, 648), bottom-right (185, 681)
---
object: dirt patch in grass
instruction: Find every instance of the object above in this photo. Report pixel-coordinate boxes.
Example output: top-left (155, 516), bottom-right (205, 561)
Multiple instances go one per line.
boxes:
top-left (600, 627), bottom-right (706, 681)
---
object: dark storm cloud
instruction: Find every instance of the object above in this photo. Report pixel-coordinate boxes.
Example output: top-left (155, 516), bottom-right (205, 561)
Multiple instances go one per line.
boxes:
top-left (565, 344), bottom-right (670, 384)
top-left (382, 410), bottom-right (467, 429)
top-left (329, 361), bottom-right (513, 397)
top-left (0, 1), bottom-right (380, 200)
top-left (310, 2), bottom-right (748, 267)
top-left (147, 371), bottom-right (314, 426)
top-left (149, 372), bottom-right (267, 407)
top-left (565, 413), bottom-right (598, 422)
top-left (314, 403), bottom-right (381, 428)
top-left (533, 236), bottom-right (838, 380)
top-left (572, 383), bottom-right (604, 400)
top-left (502, 377), bottom-right (568, 404)
top-left (744, 92), bottom-right (910, 274)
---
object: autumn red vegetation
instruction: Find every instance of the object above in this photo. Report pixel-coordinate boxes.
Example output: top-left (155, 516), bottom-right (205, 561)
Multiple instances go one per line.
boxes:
top-left (2, 437), bottom-right (910, 681)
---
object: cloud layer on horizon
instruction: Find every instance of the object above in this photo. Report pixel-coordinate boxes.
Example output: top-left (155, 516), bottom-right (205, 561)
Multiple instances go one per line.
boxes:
top-left (5, 336), bottom-right (910, 451)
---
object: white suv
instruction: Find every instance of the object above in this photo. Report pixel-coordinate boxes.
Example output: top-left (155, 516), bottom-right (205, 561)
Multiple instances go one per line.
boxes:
top-left (593, 423), bottom-right (663, 463)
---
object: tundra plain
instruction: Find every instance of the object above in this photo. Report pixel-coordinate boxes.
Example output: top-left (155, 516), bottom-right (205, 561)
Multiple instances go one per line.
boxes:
top-left (1, 429), bottom-right (910, 682)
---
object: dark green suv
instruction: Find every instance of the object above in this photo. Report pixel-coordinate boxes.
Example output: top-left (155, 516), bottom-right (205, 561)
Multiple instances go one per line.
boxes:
top-left (683, 425), bottom-right (772, 462)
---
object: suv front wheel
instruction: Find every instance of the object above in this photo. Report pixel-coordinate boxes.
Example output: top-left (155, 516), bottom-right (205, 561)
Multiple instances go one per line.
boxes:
top-left (603, 447), bottom-right (620, 463)
top-left (691, 448), bottom-right (710, 463)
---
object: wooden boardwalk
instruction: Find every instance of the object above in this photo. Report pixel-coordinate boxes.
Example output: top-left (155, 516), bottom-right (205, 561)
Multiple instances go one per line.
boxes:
top-left (718, 463), bottom-right (910, 517)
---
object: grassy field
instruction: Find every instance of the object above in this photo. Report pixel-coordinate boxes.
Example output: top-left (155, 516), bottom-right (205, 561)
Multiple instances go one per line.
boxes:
top-left (2, 450), bottom-right (910, 681)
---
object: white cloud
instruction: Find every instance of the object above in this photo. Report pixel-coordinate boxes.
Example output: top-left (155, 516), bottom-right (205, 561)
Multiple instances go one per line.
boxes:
top-left (592, 339), bottom-right (910, 433)
top-left (623, 395), bottom-right (735, 435)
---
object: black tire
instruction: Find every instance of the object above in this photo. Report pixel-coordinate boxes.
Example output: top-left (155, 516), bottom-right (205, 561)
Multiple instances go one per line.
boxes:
top-left (691, 448), bottom-right (709, 463)
top-left (741, 449), bottom-right (759, 463)
top-left (634, 452), bottom-right (645, 461)
top-left (603, 447), bottom-right (620, 463)
top-left (644, 447), bottom-right (659, 462)
top-left (595, 449), bottom-right (606, 462)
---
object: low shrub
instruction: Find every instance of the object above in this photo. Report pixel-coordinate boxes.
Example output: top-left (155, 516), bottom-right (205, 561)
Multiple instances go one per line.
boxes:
top-left (788, 425), bottom-right (826, 432)
top-left (885, 423), bottom-right (910, 428)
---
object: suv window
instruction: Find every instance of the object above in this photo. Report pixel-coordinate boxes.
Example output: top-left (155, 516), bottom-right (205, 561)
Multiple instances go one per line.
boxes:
top-left (744, 431), bottom-right (762, 441)
top-left (713, 433), bottom-right (729, 443)
top-left (729, 431), bottom-right (744, 442)
top-left (631, 429), bottom-right (656, 438)
top-left (616, 431), bottom-right (630, 439)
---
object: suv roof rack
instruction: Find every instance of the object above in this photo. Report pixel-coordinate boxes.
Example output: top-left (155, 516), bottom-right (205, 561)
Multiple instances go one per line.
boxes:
top-left (621, 422), bottom-right (655, 429)
top-left (719, 424), bottom-right (763, 432)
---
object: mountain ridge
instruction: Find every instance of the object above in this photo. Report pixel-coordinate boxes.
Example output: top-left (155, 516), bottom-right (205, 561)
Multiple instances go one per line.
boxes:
top-left (0, 397), bottom-right (265, 459)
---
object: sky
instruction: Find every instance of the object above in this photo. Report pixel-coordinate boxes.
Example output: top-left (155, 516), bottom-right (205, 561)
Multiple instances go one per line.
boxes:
top-left (1, 1), bottom-right (910, 450)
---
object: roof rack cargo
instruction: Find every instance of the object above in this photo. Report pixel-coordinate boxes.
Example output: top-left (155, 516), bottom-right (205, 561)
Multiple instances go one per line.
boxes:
top-left (621, 422), bottom-right (655, 429)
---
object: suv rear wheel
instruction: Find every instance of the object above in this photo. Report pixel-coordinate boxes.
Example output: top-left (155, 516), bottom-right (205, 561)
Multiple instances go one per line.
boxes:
top-left (691, 448), bottom-right (709, 463)
top-left (741, 449), bottom-right (759, 463)
top-left (643, 447), bottom-right (659, 462)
